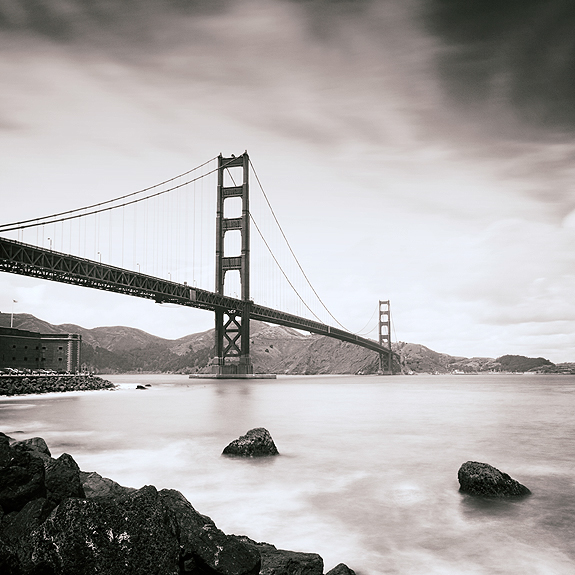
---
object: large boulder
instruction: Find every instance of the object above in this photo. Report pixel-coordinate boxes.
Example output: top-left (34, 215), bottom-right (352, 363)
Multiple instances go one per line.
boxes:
top-left (2, 498), bottom-right (52, 543)
top-left (22, 485), bottom-right (182, 574)
top-left (160, 489), bottom-right (261, 575)
top-left (458, 461), bottom-right (531, 498)
top-left (11, 485), bottom-right (260, 575)
top-left (0, 448), bottom-right (46, 512)
top-left (79, 470), bottom-right (136, 499)
top-left (222, 428), bottom-right (279, 457)
top-left (233, 537), bottom-right (323, 575)
top-left (11, 437), bottom-right (51, 458)
top-left (44, 453), bottom-right (85, 508)
top-left (0, 433), bottom-right (11, 468)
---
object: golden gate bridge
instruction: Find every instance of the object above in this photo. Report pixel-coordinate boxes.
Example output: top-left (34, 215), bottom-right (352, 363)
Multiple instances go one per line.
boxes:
top-left (0, 152), bottom-right (393, 377)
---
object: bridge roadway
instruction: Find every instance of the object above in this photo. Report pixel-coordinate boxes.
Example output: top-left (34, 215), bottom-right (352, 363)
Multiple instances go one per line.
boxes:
top-left (0, 237), bottom-right (390, 357)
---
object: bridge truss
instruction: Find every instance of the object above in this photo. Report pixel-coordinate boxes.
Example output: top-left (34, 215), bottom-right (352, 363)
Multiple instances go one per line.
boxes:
top-left (0, 236), bottom-right (390, 356)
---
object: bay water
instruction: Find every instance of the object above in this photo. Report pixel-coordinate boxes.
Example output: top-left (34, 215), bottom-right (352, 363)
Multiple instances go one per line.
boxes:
top-left (1, 374), bottom-right (574, 575)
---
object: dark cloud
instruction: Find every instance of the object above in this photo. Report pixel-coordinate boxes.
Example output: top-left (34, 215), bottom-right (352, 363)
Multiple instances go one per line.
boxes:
top-left (0, 0), bottom-right (227, 41)
top-left (425, 0), bottom-right (575, 132)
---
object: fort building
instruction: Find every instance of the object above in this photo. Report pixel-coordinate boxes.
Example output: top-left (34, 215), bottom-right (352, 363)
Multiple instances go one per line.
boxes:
top-left (0, 327), bottom-right (81, 373)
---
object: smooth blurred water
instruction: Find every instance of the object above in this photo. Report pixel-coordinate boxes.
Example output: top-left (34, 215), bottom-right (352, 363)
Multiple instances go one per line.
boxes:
top-left (1, 374), bottom-right (574, 575)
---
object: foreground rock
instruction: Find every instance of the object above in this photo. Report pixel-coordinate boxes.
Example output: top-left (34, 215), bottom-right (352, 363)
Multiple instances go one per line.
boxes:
top-left (458, 461), bottom-right (531, 498)
top-left (234, 537), bottom-right (323, 575)
top-left (222, 428), bottom-right (280, 457)
top-left (1, 432), bottom-right (355, 575)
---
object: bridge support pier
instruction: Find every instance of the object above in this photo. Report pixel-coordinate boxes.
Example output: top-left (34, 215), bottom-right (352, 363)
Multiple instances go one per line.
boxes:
top-left (213, 152), bottom-right (256, 377)
top-left (378, 300), bottom-right (393, 375)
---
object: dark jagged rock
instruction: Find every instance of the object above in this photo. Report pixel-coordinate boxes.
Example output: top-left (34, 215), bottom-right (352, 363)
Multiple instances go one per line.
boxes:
top-left (24, 485), bottom-right (182, 574)
top-left (222, 428), bottom-right (279, 458)
top-left (0, 538), bottom-right (19, 575)
top-left (458, 461), bottom-right (531, 498)
top-left (136, 384), bottom-right (147, 390)
top-left (233, 536), bottom-right (323, 575)
top-left (44, 453), bottom-right (85, 508)
top-left (0, 433), bottom-right (11, 468)
top-left (160, 489), bottom-right (261, 575)
top-left (11, 437), bottom-right (51, 458)
top-left (326, 564), bottom-right (356, 575)
top-left (2, 498), bottom-right (52, 543)
top-left (16, 485), bottom-right (260, 575)
top-left (79, 470), bottom-right (136, 499)
top-left (0, 448), bottom-right (46, 512)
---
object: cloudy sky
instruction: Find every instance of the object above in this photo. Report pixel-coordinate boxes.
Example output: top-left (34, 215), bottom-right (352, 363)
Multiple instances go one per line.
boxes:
top-left (1, 0), bottom-right (575, 362)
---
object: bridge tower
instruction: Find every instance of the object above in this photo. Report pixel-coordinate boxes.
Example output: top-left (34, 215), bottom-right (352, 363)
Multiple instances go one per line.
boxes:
top-left (213, 152), bottom-right (254, 376)
top-left (378, 300), bottom-right (393, 374)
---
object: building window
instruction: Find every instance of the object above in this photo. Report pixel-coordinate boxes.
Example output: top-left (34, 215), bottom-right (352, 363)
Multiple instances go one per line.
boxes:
top-left (42, 346), bottom-right (46, 350)
top-left (12, 357), bottom-right (15, 361)
top-left (12, 345), bottom-right (16, 349)
top-left (24, 345), bottom-right (28, 349)
top-left (58, 346), bottom-right (63, 351)
top-left (24, 357), bottom-right (27, 361)
top-left (58, 358), bottom-right (63, 362)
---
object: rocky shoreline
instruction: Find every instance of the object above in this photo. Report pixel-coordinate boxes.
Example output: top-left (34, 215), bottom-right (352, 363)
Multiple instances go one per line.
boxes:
top-left (0, 433), bottom-right (356, 575)
top-left (0, 375), bottom-right (115, 396)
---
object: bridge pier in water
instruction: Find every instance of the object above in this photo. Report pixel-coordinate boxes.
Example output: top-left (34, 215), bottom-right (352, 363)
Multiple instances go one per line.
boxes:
top-left (378, 300), bottom-right (393, 375)
top-left (212, 152), bottom-right (259, 378)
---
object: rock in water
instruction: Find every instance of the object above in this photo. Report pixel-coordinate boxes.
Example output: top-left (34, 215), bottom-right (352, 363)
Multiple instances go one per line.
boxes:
top-left (326, 564), bottom-right (357, 575)
top-left (233, 536), bottom-right (323, 575)
top-left (458, 461), bottom-right (531, 498)
top-left (222, 428), bottom-right (279, 457)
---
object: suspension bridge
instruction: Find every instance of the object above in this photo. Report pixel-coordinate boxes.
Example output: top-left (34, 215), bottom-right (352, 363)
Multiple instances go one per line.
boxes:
top-left (0, 152), bottom-right (393, 377)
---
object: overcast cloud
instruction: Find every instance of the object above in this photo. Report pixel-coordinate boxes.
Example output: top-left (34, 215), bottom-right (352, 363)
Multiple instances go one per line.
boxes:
top-left (2, 0), bottom-right (575, 361)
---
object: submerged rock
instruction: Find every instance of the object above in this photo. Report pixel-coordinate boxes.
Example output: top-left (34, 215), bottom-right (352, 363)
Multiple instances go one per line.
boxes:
top-left (222, 428), bottom-right (280, 457)
top-left (458, 461), bottom-right (531, 498)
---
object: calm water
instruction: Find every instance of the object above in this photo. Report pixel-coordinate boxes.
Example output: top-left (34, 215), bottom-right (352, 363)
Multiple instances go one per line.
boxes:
top-left (1, 374), bottom-right (574, 575)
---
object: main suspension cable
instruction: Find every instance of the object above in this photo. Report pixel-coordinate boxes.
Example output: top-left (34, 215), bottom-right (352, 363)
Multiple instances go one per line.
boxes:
top-left (0, 156), bottom-right (217, 231)
top-left (0, 157), bottom-right (237, 233)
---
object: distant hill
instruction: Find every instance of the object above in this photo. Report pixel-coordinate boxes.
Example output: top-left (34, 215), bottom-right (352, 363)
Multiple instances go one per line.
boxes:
top-left (0, 312), bottom-right (565, 375)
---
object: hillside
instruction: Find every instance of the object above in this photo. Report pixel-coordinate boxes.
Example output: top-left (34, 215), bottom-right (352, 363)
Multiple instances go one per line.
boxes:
top-left (0, 313), bottom-right (564, 375)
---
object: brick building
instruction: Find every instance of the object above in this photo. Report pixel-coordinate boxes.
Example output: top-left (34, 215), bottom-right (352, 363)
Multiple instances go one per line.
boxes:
top-left (0, 327), bottom-right (81, 373)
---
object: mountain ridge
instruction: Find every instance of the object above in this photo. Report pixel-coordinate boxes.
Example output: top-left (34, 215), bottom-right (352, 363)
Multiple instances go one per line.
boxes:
top-left (0, 313), bottom-right (568, 375)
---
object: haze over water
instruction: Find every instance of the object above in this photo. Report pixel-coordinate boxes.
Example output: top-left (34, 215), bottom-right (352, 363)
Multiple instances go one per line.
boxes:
top-left (1, 374), bottom-right (574, 575)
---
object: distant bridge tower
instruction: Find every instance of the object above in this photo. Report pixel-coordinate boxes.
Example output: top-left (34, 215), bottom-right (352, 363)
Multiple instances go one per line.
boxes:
top-left (378, 300), bottom-right (392, 374)
top-left (213, 152), bottom-right (253, 376)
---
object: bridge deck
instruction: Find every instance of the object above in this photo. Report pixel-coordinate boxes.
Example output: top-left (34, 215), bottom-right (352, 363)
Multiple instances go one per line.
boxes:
top-left (0, 237), bottom-right (391, 357)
